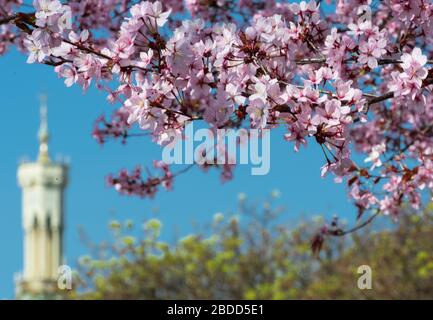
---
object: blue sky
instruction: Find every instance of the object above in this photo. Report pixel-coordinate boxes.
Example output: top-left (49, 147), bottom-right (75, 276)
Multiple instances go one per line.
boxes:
top-left (0, 46), bottom-right (356, 298)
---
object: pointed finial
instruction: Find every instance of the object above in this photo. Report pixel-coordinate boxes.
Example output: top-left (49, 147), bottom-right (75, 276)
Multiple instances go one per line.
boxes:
top-left (38, 94), bottom-right (50, 163)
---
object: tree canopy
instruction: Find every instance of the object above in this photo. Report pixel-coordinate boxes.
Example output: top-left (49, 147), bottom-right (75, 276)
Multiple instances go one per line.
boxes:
top-left (70, 198), bottom-right (433, 299)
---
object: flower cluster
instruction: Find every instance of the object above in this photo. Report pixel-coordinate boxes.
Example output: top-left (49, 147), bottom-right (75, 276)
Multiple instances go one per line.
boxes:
top-left (93, 109), bottom-right (131, 145)
top-left (107, 161), bottom-right (173, 198)
top-left (0, 0), bottom-right (23, 55)
top-left (389, 48), bottom-right (429, 100)
top-left (24, 0), bottom-right (72, 63)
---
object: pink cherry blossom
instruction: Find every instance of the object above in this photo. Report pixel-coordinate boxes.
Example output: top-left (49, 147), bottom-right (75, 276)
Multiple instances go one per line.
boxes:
top-left (1, 0), bottom-right (433, 234)
top-left (34, 0), bottom-right (62, 21)
top-left (358, 38), bottom-right (387, 69)
top-left (246, 99), bottom-right (269, 129)
top-left (400, 47), bottom-right (428, 86)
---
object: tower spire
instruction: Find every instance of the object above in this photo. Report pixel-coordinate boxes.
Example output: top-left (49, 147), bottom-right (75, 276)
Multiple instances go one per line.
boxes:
top-left (17, 93), bottom-right (68, 299)
top-left (38, 94), bottom-right (50, 163)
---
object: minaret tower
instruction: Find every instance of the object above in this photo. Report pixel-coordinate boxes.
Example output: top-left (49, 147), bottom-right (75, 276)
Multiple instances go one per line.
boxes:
top-left (16, 96), bottom-right (68, 299)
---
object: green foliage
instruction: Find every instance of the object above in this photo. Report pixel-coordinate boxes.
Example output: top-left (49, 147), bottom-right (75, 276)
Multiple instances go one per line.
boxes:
top-left (70, 196), bottom-right (433, 300)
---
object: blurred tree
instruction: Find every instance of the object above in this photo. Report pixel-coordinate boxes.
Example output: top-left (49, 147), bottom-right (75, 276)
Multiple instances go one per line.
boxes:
top-left (69, 197), bottom-right (433, 300)
top-left (310, 204), bottom-right (433, 299)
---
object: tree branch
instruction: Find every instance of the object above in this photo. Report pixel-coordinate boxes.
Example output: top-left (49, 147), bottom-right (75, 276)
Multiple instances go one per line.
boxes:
top-left (296, 57), bottom-right (433, 66)
top-left (330, 211), bottom-right (381, 237)
top-left (0, 15), bottom-right (15, 25)
top-left (367, 77), bottom-right (433, 106)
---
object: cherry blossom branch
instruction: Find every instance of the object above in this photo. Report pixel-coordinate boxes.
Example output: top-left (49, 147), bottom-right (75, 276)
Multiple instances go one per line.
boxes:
top-left (295, 57), bottom-right (326, 65)
top-left (296, 57), bottom-right (433, 66)
top-left (293, 84), bottom-right (378, 99)
top-left (328, 211), bottom-right (381, 237)
top-left (62, 38), bottom-right (112, 60)
top-left (0, 15), bottom-right (15, 25)
top-left (378, 58), bottom-right (433, 65)
top-left (312, 210), bottom-right (381, 254)
top-left (366, 91), bottom-right (395, 106)
top-left (367, 77), bottom-right (433, 106)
